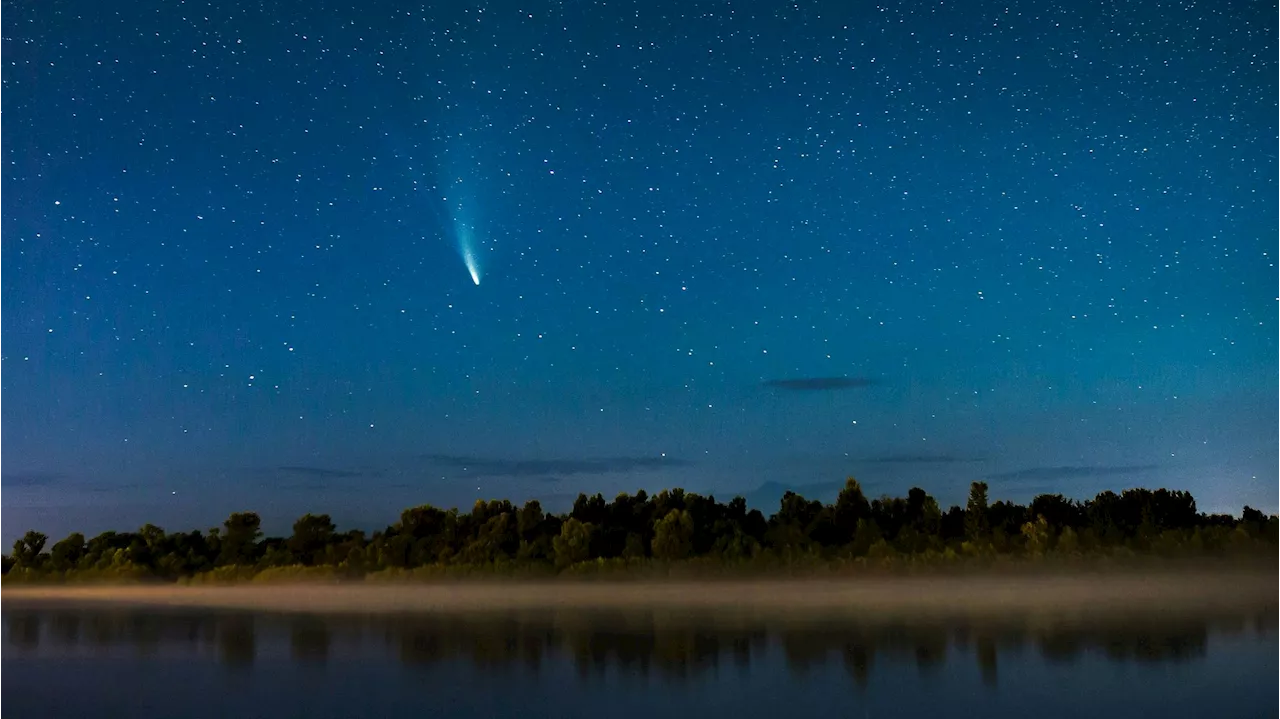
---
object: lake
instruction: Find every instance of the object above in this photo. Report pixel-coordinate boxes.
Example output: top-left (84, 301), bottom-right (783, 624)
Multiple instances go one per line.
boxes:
top-left (3, 603), bottom-right (1276, 718)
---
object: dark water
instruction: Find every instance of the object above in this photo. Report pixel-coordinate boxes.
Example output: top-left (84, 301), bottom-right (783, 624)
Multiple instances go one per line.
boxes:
top-left (2, 604), bottom-right (1276, 719)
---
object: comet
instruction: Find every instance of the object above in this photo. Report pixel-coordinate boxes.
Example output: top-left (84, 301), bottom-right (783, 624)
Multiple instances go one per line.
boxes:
top-left (433, 149), bottom-right (485, 287)
top-left (456, 221), bottom-right (482, 286)
top-left (463, 246), bottom-right (481, 285)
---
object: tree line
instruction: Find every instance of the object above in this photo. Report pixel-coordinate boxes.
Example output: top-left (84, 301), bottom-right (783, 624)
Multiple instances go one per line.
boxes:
top-left (4, 480), bottom-right (1277, 582)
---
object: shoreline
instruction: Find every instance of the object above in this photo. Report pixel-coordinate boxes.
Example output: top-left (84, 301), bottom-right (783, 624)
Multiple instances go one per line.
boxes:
top-left (4, 567), bottom-right (1275, 619)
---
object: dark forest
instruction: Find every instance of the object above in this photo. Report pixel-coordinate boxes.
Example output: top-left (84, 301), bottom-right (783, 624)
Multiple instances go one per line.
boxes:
top-left (5, 479), bottom-right (1276, 583)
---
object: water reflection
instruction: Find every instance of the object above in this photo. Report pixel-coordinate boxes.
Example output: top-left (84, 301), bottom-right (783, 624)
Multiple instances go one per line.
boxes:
top-left (219, 615), bottom-right (256, 668)
top-left (290, 616), bottom-right (331, 664)
top-left (9, 613), bottom-right (40, 651)
top-left (3, 605), bottom-right (1274, 689)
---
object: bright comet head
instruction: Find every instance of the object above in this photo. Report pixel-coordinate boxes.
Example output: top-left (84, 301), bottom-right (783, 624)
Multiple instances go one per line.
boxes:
top-left (454, 213), bottom-right (482, 285)
top-left (463, 248), bottom-right (481, 285)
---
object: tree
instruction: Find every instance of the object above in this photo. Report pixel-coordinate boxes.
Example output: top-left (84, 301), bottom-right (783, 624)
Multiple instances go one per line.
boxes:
top-left (553, 518), bottom-right (595, 568)
top-left (49, 532), bottom-right (86, 571)
top-left (289, 514), bottom-right (337, 566)
top-left (834, 478), bottom-right (872, 543)
top-left (4, 480), bottom-right (1273, 581)
top-left (1021, 516), bottom-right (1050, 556)
top-left (774, 492), bottom-right (822, 532)
top-left (570, 493), bottom-right (608, 526)
top-left (609, 492), bottom-right (660, 557)
top-left (139, 524), bottom-right (166, 548)
top-left (219, 512), bottom-right (263, 566)
top-left (518, 500), bottom-right (546, 540)
top-left (516, 500), bottom-right (552, 560)
top-left (965, 482), bottom-right (990, 541)
top-left (714, 524), bottom-right (760, 561)
top-left (129, 524), bottom-right (168, 569)
top-left (1087, 491), bottom-right (1125, 541)
top-left (622, 532), bottom-right (648, 559)
top-left (12, 531), bottom-right (47, 569)
top-left (652, 509), bottom-right (694, 561)
top-left (464, 511), bottom-right (518, 564)
top-left (1057, 526), bottom-right (1080, 554)
top-left (988, 501), bottom-right (1028, 537)
top-left (1030, 494), bottom-right (1083, 530)
top-left (400, 505), bottom-right (448, 539)
top-left (916, 492), bottom-right (943, 537)
top-left (851, 519), bottom-right (882, 557)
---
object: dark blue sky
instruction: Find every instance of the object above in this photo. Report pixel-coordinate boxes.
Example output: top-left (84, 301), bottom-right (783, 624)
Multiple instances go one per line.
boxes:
top-left (3, 0), bottom-right (1275, 542)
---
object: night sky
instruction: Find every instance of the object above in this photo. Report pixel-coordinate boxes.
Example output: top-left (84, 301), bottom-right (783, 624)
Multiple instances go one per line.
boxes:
top-left (3, 0), bottom-right (1276, 543)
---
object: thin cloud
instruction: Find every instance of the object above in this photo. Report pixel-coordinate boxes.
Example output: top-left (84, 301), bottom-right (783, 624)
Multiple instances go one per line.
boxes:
top-left (276, 466), bottom-right (366, 479)
top-left (83, 483), bottom-right (142, 493)
top-left (761, 377), bottom-right (879, 391)
top-left (985, 465), bottom-right (1159, 482)
top-left (423, 454), bottom-right (692, 478)
top-left (2, 471), bottom-right (68, 487)
top-left (864, 454), bottom-right (985, 465)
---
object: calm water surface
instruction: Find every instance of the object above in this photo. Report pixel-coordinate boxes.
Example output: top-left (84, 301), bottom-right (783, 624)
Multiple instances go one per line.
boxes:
top-left (3, 604), bottom-right (1276, 718)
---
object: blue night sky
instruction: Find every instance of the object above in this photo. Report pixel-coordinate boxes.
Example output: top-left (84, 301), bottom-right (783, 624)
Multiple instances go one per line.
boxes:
top-left (2, 0), bottom-right (1275, 543)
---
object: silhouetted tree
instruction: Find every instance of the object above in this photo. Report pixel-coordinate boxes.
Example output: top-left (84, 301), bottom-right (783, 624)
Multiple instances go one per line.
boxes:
top-left (833, 477), bottom-right (872, 543)
top-left (1030, 494), bottom-right (1084, 530)
top-left (571, 493), bottom-right (608, 527)
top-left (3, 480), bottom-right (1275, 581)
top-left (219, 513), bottom-right (262, 566)
top-left (770, 491), bottom-right (823, 551)
top-left (289, 514), bottom-right (337, 566)
top-left (965, 482), bottom-right (990, 541)
top-left (1241, 506), bottom-right (1266, 524)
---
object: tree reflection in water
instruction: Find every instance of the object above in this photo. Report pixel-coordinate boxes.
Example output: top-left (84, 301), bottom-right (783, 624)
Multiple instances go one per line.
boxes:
top-left (4, 606), bottom-right (1275, 689)
top-left (217, 615), bottom-right (255, 669)
top-left (289, 616), bottom-right (330, 664)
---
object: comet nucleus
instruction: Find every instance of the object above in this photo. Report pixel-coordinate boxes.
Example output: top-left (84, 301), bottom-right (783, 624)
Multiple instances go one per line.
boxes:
top-left (464, 249), bottom-right (481, 285)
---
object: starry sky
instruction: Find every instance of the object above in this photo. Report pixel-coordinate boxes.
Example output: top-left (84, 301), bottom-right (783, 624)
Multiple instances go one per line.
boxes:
top-left (3, 0), bottom-right (1276, 543)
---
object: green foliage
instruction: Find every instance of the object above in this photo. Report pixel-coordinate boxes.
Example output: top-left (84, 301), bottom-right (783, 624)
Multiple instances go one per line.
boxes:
top-left (1021, 516), bottom-right (1051, 557)
top-left (4, 481), bottom-right (1276, 585)
top-left (652, 509), bottom-right (695, 561)
top-left (12, 531), bottom-right (48, 569)
top-left (49, 532), bottom-right (86, 571)
top-left (851, 518), bottom-right (883, 557)
top-left (250, 565), bottom-right (343, 584)
top-left (180, 565), bottom-right (261, 585)
top-left (553, 518), bottom-right (595, 568)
